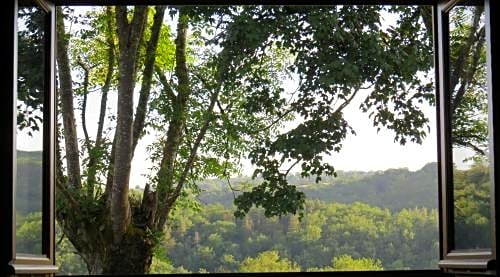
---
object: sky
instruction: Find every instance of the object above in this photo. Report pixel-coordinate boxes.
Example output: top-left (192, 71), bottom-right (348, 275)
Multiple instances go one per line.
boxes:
top-left (15, 5), bottom-right (478, 188)
top-left (62, 82), bottom-right (441, 187)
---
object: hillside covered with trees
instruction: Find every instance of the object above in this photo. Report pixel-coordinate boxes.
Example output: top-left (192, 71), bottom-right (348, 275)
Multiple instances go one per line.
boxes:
top-left (198, 162), bottom-right (439, 210)
top-left (15, 157), bottom-right (491, 274)
top-left (51, 164), bottom-right (441, 274)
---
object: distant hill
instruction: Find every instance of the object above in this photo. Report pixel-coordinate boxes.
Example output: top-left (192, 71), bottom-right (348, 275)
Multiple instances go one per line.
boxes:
top-left (16, 150), bottom-right (438, 213)
top-left (198, 162), bottom-right (439, 210)
top-left (16, 150), bottom-right (43, 215)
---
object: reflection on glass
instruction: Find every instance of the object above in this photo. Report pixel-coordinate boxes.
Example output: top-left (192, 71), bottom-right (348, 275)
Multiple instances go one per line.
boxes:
top-left (16, 1), bottom-right (46, 255)
top-left (449, 3), bottom-right (491, 250)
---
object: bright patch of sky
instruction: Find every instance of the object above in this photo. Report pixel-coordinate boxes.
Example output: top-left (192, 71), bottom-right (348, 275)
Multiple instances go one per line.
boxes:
top-left (18, 5), bottom-right (480, 188)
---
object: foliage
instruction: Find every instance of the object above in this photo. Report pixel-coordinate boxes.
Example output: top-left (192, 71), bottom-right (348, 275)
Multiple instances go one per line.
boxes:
top-left (331, 255), bottom-right (383, 271)
top-left (454, 161), bottom-right (491, 249)
top-left (207, 5), bottom-right (436, 218)
top-left (239, 251), bottom-right (301, 272)
top-left (17, 7), bottom-right (46, 133)
top-left (56, 224), bottom-right (88, 275)
top-left (200, 162), bottom-right (439, 211)
top-left (49, 4), bottom-right (488, 274)
top-left (308, 255), bottom-right (383, 271)
top-left (165, 200), bottom-right (439, 272)
top-left (16, 212), bottom-right (42, 254)
top-left (449, 6), bottom-right (488, 155)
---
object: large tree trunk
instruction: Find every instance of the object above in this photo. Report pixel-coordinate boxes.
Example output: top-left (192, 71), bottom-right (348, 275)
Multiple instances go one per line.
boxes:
top-left (56, 6), bottom-right (209, 274)
top-left (56, 7), bottom-right (81, 189)
top-left (104, 6), bottom-right (164, 274)
top-left (103, 231), bottom-right (156, 274)
top-left (56, 6), bottom-right (158, 275)
top-left (111, 5), bottom-right (147, 242)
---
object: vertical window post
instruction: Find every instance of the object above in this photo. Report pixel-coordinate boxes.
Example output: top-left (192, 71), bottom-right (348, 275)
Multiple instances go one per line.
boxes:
top-left (437, 0), bottom-right (496, 274)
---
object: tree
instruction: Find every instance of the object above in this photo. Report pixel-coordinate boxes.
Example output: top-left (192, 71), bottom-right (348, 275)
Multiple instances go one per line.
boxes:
top-left (55, 5), bottom-right (449, 274)
top-left (454, 161), bottom-right (491, 249)
top-left (449, 6), bottom-right (488, 155)
top-left (164, 199), bottom-right (439, 272)
top-left (447, 5), bottom-right (491, 250)
top-left (332, 255), bottom-right (383, 271)
top-left (239, 251), bottom-right (300, 272)
top-left (308, 255), bottom-right (383, 271)
top-left (16, 212), bottom-right (42, 254)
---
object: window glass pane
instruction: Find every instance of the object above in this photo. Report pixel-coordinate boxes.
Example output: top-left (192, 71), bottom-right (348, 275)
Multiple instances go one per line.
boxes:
top-left (448, 3), bottom-right (491, 250)
top-left (56, 5), bottom-right (438, 274)
top-left (16, 0), bottom-right (46, 255)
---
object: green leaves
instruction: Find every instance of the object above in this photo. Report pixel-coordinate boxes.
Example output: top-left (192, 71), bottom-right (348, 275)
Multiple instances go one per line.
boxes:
top-left (239, 251), bottom-right (301, 272)
top-left (186, 5), bottom-right (438, 218)
top-left (234, 159), bottom-right (305, 219)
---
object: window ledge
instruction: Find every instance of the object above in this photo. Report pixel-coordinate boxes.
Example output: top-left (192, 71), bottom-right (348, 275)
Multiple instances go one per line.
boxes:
top-left (439, 259), bottom-right (496, 275)
top-left (9, 262), bottom-right (58, 274)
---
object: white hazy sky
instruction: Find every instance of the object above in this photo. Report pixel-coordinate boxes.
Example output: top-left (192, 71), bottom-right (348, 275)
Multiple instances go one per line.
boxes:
top-left (17, 6), bottom-right (475, 188)
top-left (62, 84), bottom-right (440, 187)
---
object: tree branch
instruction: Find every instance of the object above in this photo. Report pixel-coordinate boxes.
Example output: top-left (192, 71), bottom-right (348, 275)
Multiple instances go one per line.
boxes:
top-left (56, 6), bottom-right (82, 189)
top-left (86, 7), bottom-right (116, 194)
top-left (160, 86), bottom-right (221, 229)
top-left (154, 10), bottom-right (191, 230)
top-left (96, 7), bottom-right (115, 146)
top-left (111, 6), bottom-right (148, 241)
top-left (132, 6), bottom-right (166, 154)
top-left (76, 59), bottom-right (91, 152)
top-left (155, 66), bottom-right (177, 102)
top-left (449, 6), bottom-right (484, 101)
top-left (334, 87), bottom-right (360, 114)
top-left (452, 26), bottom-right (485, 114)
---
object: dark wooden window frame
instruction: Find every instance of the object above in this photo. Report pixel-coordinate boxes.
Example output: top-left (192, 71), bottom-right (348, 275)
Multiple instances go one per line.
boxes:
top-left (436, 0), bottom-right (497, 274)
top-left (1, 0), bottom-right (58, 275)
top-left (1, 0), bottom-right (498, 276)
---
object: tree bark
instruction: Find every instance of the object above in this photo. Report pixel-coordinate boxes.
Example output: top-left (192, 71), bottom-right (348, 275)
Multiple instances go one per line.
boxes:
top-left (56, 6), bottom-right (81, 189)
top-left (450, 6), bottom-right (484, 110)
top-left (132, 6), bottom-right (166, 154)
top-left (111, 6), bottom-right (147, 242)
top-left (154, 10), bottom-right (190, 230)
top-left (87, 6), bottom-right (115, 189)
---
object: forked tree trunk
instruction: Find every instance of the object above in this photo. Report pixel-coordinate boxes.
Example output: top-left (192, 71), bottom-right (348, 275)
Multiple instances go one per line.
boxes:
top-left (56, 6), bottom-right (161, 274)
top-left (103, 231), bottom-right (156, 274)
top-left (56, 6), bottom-right (214, 274)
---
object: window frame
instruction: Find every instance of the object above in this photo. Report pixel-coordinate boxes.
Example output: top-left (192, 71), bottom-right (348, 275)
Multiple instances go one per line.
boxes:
top-left (436, 0), bottom-right (497, 274)
top-left (2, 0), bottom-right (58, 275)
top-left (1, 0), bottom-right (498, 275)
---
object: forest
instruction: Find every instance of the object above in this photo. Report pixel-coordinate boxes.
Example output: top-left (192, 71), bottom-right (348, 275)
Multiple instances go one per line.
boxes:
top-left (16, 156), bottom-right (491, 274)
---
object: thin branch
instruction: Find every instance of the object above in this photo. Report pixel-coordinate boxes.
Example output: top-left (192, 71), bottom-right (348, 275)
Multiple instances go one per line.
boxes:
top-left (132, 6), bottom-right (166, 154)
top-left (56, 179), bottom-right (80, 212)
top-left (104, 135), bottom-right (116, 202)
top-left (167, 87), bottom-right (220, 211)
top-left (155, 66), bottom-right (177, 102)
top-left (56, 6), bottom-right (81, 189)
top-left (96, 6), bottom-right (115, 146)
top-left (226, 178), bottom-right (239, 201)
top-left (86, 7), bottom-right (115, 195)
top-left (76, 59), bottom-right (91, 152)
top-left (285, 159), bottom-right (300, 177)
top-left (334, 88), bottom-right (360, 114)
top-left (449, 6), bottom-right (484, 97)
top-left (452, 26), bottom-right (485, 113)
top-left (56, 233), bottom-right (66, 245)
top-left (249, 109), bottom-right (294, 136)
top-left (457, 142), bottom-right (486, 156)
